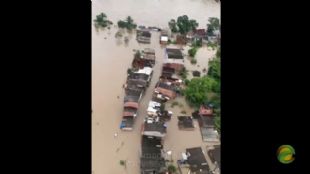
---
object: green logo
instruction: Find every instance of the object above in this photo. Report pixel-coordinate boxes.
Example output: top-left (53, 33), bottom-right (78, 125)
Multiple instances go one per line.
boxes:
top-left (277, 145), bottom-right (295, 164)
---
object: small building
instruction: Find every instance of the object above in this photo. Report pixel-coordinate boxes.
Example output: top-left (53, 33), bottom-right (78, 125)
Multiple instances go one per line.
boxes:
top-left (160, 30), bottom-right (169, 44)
top-left (166, 48), bottom-right (184, 59)
top-left (140, 136), bottom-right (166, 174)
top-left (207, 29), bottom-right (220, 44)
top-left (176, 34), bottom-right (187, 45)
top-left (137, 29), bottom-right (151, 44)
top-left (199, 105), bottom-right (214, 116)
top-left (147, 100), bottom-right (161, 116)
top-left (194, 29), bottom-right (207, 40)
top-left (164, 48), bottom-right (184, 72)
top-left (187, 29), bottom-right (207, 45)
top-left (123, 107), bottom-right (138, 117)
top-left (120, 117), bottom-right (134, 131)
top-left (125, 88), bottom-right (144, 103)
top-left (192, 70), bottom-right (201, 77)
top-left (208, 145), bottom-right (220, 173)
top-left (142, 121), bottom-right (167, 138)
top-left (127, 79), bottom-right (148, 88)
top-left (132, 49), bottom-right (156, 68)
top-left (154, 87), bottom-right (176, 101)
top-left (198, 111), bottom-right (219, 142)
top-left (185, 147), bottom-right (210, 174)
top-left (178, 116), bottom-right (195, 130)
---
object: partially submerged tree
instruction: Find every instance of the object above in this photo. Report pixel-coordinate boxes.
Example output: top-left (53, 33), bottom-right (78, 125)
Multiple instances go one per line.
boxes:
top-left (168, 15), bottom-right (199, 34)
top-left (184, 76), bottom-right (220, 107)
top-left (188, 47), bottom-right (198, 57)
top-left (168, 19), bottom-right (178, 33)
top-left (179, 67), bottom-right (189, 80)
top-left (94, 13), bottom-right (113, 28)
top-left (168, 164), bottom-right (177, 173)
top-left (207, 56), bottom-right (220, 80)
top-left (117, 16), bottom-right (137, 30)
top-left (207, 17), bottom-right (220, 36)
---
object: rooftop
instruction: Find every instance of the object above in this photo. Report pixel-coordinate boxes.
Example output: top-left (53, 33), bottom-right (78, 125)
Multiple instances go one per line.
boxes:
top-left (120, 117), bottom-right (134, 129)
top-left (143, 122), bottom-right (167, 134)
top-left (128, 73), bottom-right (149, 81)
top-left (186, 147), bottom-right (210, 174)
top-left (136, 67), bottom-right (153, 76)
top-left (199, 105), bottom-right (214, 116)
top-left (194, 29), bottom-right (207, 36)
top-left (124, 95), bottom-right (140, 103)
top-left (154, 87), bottom-right (176, 99)
top-left (138, 30), bottom-right (152, 37)
top-left (178, 116), bottom-right (195, 129)
top-left (198, 116), bottom-right (215, 128)
top-left (166, 48), bottom-right (184, 59)
top-left (141, 136), bottom-right (165, 173)
top-left (208, 145), bottom-right (221, 168)
top-left (143, 48), bottom-right (155, 55)
top-left (124, 101), bottom-right (139, 109)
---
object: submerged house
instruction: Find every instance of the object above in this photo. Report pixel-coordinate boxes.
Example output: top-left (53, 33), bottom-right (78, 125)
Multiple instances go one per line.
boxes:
top-left (160, 30), bottom-right (169, 44)
top-left (199, 105), bottom-right (214, 116)
top-left (137, 29), bottom-right (152, 43)
top-left (132, 48), bottom-right (156, 68)
top-left (120, 101), bottom-right (139, 131)
top-left (207, 29), bottom-right (220, 44)
top-left (142, 120), bottom-right (167, 138)
top-left (198, 106), bottom-right (219, 142)
top-left (140, 136), bottom-right (166, 174)
top-left (164, 48), bottom-right (184, 72)
top-left (208, 145), bottom-right (220, 173)
top-left (154, 87), bottom-right (176, 101)
top-left (187, 29), bottom-right (207, 44)
top-left (184, 147), bottom-right (210, 174)
top-left (178, 116), bottom-right (195, 130)
top-left (147, 100), bottom-right (161, 116)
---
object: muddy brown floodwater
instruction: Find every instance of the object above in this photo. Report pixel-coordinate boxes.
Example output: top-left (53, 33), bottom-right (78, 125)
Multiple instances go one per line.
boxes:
top-left (92, 0), bottom-right (220, 173)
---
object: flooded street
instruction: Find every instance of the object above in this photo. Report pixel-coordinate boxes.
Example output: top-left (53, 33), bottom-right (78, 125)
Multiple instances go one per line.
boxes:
top-left (92, 0), bottom-right (220, 173)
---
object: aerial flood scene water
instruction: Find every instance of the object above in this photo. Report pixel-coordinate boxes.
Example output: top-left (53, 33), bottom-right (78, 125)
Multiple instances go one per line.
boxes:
top-left (92, 0), bottom-right (221, 173)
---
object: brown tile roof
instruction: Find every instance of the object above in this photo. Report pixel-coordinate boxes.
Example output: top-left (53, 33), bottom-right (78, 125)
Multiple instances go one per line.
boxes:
top-left (154, 87), bottom-right (176, 99)
top-left (124, 102), bottom-right (139, 109)
top-left (199, 105), bottom-right (213, 116)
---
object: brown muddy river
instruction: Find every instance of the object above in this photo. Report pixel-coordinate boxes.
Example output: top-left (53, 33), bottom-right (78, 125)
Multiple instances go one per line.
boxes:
top-left (92, 0), bottom-right (220, 173)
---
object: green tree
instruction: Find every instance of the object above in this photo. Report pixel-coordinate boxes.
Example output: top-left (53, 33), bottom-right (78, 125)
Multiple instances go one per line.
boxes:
top-left (188, 47), bottom-right (198, 57)
top-left (184, 76), bottom-right (219, 107)
top-left (169, 15), bottom-right (199, 34)
top-left (117, 16), bottom-right (137, 30)
top-left (207, 56), bottom-right (220, 80)
top-left (179, 67), bottom-right (189, 79)
top-left (168, 19), bottom-right (178, 33)
top-left (168, 164), bottom-right (177, 173)
top-left (94, 13), bottom-right (112, 28)
top-left (207, 17), bottom-right (220, 36)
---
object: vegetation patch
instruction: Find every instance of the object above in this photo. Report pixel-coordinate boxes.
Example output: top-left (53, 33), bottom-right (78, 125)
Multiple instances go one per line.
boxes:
top-left (117, 16), bottom-right (137, 31)
top-left (94, 13), bottom-right (113, 28)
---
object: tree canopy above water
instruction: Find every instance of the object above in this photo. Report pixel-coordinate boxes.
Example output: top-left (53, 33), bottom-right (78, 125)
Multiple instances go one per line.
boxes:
top-left (207, 17), bottom-right (220, 36)
top-left (168, 15), bottom-right (198, 34)
top-left (94, 13), bottom-right (113, 28)
top-left (118, 16), bottom-right (137, 30)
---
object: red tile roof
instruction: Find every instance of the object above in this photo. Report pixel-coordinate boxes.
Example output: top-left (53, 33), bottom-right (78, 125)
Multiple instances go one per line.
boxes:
top-left (124, 102), bottom-right (139, 109)
top-left (199, 105), bottom-right (213, 116)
